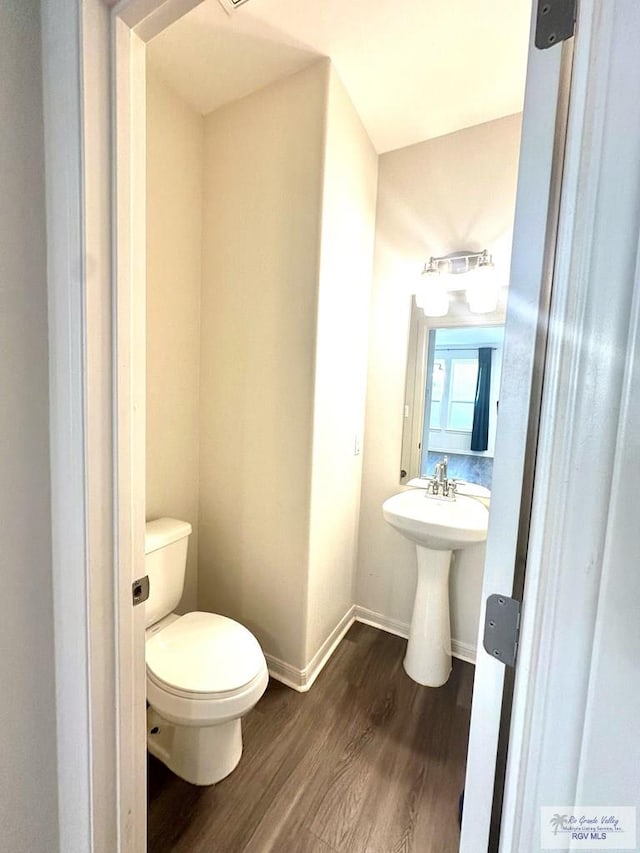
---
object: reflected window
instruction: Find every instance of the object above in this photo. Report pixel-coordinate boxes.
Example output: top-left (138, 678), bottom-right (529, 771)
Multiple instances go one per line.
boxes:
top-left (449, 357), bottom-right (478, 431)
top-left (422, 325), bottom-right (504, 465)
top-left (429, 351), bottom-right (478, 433)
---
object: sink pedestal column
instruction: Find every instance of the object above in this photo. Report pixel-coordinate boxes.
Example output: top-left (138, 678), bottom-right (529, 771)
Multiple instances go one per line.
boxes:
top-left (404, 545), bottom-right (452, 687)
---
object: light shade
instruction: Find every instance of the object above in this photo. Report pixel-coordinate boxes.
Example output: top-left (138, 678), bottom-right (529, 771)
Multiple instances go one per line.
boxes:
top-left (415, 269), bottom-right (449, 317)
top-left (466, 259), bottom-right (499, 313)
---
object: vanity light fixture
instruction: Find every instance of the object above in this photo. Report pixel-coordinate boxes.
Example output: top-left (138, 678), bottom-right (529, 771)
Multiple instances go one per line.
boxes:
top-left (416, 249), bottom-right (498, 316)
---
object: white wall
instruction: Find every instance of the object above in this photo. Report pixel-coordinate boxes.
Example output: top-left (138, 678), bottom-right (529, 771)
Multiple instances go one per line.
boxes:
top-left (197, 61), bottom-right (377, 673)
top-left (146, 71), bottom-right (204, 612)
top-left (198, 63), bottom-right (327, 669)
top-left (0, 1), bottom-right (59, 849)
top-left (306, 67), bottom-right (378, 662)
top-left (357, 114), bottom-right (522, 657)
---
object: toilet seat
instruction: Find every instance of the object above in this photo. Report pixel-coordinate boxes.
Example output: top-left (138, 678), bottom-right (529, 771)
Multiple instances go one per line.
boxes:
top-left (146, 611), bottom-right (269, 727)
top-left (148, 665), bottom-right (266, 702)
top-left (147, 611), bottom-right (265, 695)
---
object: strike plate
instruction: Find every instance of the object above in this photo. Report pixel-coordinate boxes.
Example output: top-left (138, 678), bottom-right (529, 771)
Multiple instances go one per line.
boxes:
top-left (132, 575), bottom-right (150, 607)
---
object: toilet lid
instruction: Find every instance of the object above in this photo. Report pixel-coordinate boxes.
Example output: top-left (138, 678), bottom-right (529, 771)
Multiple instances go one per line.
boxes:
top-left (146, 612), bottom-right (266, 695)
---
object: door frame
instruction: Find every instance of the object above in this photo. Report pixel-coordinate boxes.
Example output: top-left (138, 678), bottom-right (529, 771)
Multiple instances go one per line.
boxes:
top-left (41, 0), bottom-right (640, 850)
top-left (460, 12), bottom-right (573, 849)
top-left (497, 1), bottom-right (640, 847)
top-left (42, 1), bottom-right (204, 850)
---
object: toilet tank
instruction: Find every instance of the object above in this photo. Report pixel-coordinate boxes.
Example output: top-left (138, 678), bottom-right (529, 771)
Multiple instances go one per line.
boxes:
top-left (144, 518), bottom-right (192, 628)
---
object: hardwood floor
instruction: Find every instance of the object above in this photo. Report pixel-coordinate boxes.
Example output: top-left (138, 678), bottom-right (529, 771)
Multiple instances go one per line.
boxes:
top-left (147, 623), bottom-right (474, 853)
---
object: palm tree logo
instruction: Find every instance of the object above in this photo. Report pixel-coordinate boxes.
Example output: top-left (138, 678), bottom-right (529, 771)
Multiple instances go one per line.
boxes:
top-left (550, 814), bottom-right (569, 835)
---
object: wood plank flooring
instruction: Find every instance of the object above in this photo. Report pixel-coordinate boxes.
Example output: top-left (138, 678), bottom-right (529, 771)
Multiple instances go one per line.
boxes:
top-left (148, 622), bottom-right (474, 853)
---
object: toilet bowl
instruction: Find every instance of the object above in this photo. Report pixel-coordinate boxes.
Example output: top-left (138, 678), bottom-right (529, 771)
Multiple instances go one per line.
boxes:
top-left (144, 519), bottom-right (268, 786)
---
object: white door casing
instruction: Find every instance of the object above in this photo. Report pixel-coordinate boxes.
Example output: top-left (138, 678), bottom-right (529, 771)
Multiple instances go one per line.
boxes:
top-left (43, 1), bottom-right (203, 851)
top-left (41, 0), bottom-right (95, 848)
top-left (500, 1), bottom-right (640, 847)
top-left (466, 1), bottom-right (640, 849)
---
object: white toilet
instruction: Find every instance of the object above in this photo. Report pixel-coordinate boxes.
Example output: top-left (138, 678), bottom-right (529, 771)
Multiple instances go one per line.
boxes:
top-left (144, 517), bottom-right (269, 786)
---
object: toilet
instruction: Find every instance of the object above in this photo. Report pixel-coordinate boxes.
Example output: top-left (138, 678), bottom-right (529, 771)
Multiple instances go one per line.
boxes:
top-left (144, 517), bottom-right (269, 786)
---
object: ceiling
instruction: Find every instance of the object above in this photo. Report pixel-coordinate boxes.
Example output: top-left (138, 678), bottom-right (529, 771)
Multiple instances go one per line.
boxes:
top-left (147, 0), bottom-right (531, 154)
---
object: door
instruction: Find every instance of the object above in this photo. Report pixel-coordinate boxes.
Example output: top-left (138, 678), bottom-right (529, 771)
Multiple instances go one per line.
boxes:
top-left (460, 5), bottom-right (574, 851)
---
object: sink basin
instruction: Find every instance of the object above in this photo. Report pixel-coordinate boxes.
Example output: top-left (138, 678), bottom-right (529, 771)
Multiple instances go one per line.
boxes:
top-left (382, 489), bottom-right (488, 550)
top-left (382, 488), bottom-right (489, 687)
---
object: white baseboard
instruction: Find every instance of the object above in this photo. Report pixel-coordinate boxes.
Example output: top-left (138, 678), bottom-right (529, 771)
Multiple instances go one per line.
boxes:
top-left (264, 653), bottom-right (307, 692)
top-left (354, 605), bottom-right (477, 664)
top-left (450, 638), bottom-right (477, 665)
top-left (354, 605), bottom-right (409, 639)
top-left (266, 604), bottom-right (475, 693)
top-left (266, 606), bottom-right (356, 693)
top-left (304, 605), bottom-right (356, 691)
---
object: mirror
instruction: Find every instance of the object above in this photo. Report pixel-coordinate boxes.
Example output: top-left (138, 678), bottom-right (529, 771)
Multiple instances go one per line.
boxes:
top-left (400, 297), bottom-right (505, 488)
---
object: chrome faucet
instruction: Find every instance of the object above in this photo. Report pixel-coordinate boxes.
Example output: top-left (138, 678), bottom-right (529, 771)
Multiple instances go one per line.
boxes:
top-left (426, 455), bottom-right (456, 499)
top-left (434, 455), bottom-right (448, 484)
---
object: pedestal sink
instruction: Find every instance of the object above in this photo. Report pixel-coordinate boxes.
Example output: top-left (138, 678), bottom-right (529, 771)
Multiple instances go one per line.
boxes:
top-left (382, 489), bottom-right (488, 687)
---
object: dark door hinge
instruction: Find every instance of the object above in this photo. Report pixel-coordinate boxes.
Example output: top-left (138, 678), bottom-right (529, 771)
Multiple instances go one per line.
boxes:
top-left (483, 594), bottom-right (521, 668)
top-left (535, 0), bottom-right (577, 50)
